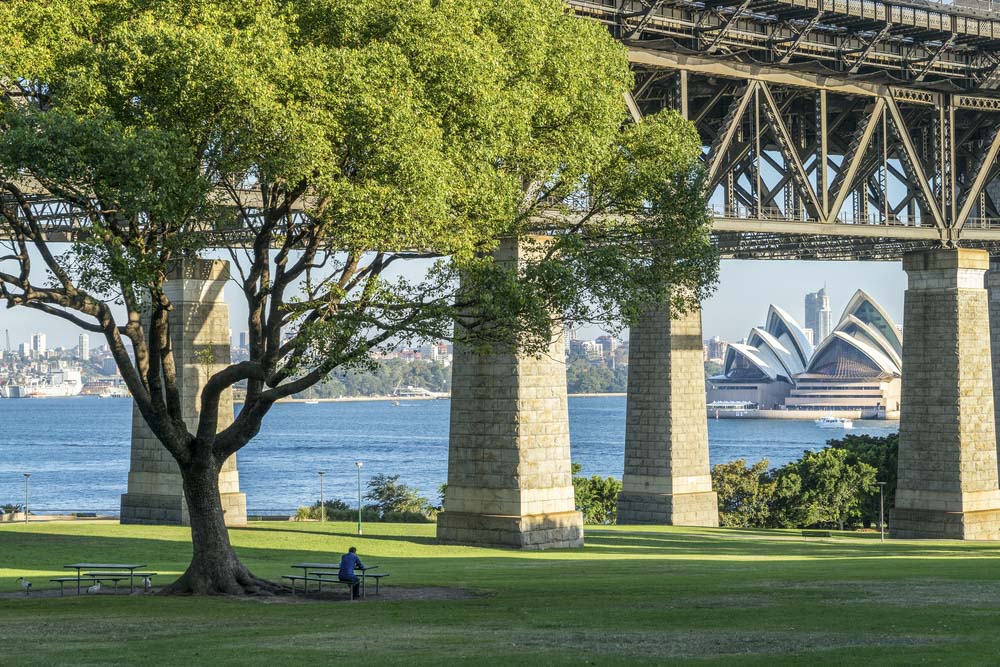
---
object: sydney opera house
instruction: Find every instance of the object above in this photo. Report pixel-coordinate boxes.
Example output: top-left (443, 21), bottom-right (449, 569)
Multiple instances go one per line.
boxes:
top-left (706, 290), bottom-right (902, 419)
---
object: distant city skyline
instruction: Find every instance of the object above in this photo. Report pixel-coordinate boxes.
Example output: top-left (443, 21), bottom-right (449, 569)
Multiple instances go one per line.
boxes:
top-left (0, 259), bottom-right (909, 349)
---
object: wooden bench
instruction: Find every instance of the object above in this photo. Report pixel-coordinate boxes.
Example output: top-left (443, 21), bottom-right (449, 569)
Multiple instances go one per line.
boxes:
top-left (282, 575), bottom-right (358, 598)
top-left (310, 570), bottom-right (391, 596)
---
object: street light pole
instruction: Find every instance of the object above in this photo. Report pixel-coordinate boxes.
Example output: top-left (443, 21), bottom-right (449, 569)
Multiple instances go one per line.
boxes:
top-left (356, 461), bottom-right (363, 536)
top-left (318, 471), bottom-right (326, 523)
top-left (23, 473), bottom-right (30, 526)
top-left (877, 481), bottom-right (886, 543)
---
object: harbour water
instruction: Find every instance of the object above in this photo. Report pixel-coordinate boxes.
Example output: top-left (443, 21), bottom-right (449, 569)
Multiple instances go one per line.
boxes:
top-left (0, 396), bottom-right (898, 514)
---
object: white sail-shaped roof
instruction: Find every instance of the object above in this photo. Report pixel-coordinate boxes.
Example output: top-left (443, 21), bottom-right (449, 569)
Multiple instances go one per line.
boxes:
top-left (748, 327), bottom-right (804, 378)
top-left (837, 289), bottom-right (902, 357)
top-left (805, 331), bottom-right (899, 378)
top-left (722, 343), bottom-right (781, 381)
top-left (838, 314), bottom-right (903, 370)
top-left (764, 304), bottom-right (813, 369)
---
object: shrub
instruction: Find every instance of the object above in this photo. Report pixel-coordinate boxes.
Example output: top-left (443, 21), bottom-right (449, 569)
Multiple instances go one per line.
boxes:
top-left (364, 474), bottom-right (430, 517)
top-left (711, 459), bottom-right (773, 528)
top-left (572, 463), bottom-right (622, 524)
top-left (295, 499), bottom-right (351, 521)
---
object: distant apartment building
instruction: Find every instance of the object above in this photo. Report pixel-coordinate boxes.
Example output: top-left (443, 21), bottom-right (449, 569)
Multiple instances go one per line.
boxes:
top-left (31, 332), bottom-right (47, 356)
top-left (569, 338), bottom-right (603, 360)
top-left (78, 334), bottom-right (89, 361)
top-left (238, 332), bottom-right (248, 350)
top-left (804, 287), bottom-right (833, 342)
top-left (704, 336), bottom-right (728, 362)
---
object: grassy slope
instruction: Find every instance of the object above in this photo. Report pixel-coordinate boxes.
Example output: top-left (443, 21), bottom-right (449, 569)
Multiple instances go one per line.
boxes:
top-left (2, 521), bottom-right (1000, 665)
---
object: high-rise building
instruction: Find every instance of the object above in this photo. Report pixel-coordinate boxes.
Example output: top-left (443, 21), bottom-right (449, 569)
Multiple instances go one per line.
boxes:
top-left (31, 332), bottom-right (46, 356)
top-left (238, 332), bottom-right (248, 350)
top-left (804, 288), bottom-right (833, 343)
top-left (78, 333), bottom-right (90, 361)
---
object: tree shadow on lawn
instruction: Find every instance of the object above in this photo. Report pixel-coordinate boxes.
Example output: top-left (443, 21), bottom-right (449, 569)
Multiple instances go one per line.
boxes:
top-left (236, 525), bottom-right (438, 546)
top-left (584, 529), bottom-right (1000, 559)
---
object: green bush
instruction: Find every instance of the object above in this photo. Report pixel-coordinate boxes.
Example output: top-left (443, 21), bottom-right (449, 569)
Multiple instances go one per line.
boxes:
top-left (364, 474), bottom-right (431, 517)
top-left (711, 434), bottom-right (893, 530)
top-left (572, 463), bottom-right (622, 524)
top-left (295, 499), bottom-right (351, 521)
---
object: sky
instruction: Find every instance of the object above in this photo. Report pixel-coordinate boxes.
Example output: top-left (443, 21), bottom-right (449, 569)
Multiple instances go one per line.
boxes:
top-left (0, 258), bottom-right (909, 351)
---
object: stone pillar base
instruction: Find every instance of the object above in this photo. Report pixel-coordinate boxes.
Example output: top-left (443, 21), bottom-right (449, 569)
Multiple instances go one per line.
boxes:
top-left (617, 491), bottom-right (720, 527)
top-left (120, 493), bottom-right (188, 526)
top-left (437, 510), bottom-right (584, 550)
top-left (220, 492), bottom-right (248, 527)
top-left (891, 508), bottom-right (1000, 540)
top-left (120, 492), bottom-right (247, 527)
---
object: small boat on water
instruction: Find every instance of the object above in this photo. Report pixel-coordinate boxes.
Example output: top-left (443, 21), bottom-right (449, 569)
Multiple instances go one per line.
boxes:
top-left (815, 416), bottom-right (853, 429)
top-left (303, 399), bottom-right (320, 405)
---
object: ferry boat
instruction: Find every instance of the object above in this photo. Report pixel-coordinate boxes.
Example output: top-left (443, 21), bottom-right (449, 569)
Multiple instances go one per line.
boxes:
top-left (815, 416), bottom-right (853, 429)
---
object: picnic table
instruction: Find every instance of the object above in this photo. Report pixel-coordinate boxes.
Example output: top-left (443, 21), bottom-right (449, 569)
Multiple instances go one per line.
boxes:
top-left (289, 562), bottom-right (386, 598)
top-left (64, 563), bottom-right (147, 595)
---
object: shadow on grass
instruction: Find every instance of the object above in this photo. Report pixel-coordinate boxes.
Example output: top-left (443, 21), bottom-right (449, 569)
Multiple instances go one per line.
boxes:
top-left (236, 525), bottom-right (438, 546)
top-left (584, 529), bottom-right (1000, 559)
top-left (5, 523), bottom-right (1000, 597)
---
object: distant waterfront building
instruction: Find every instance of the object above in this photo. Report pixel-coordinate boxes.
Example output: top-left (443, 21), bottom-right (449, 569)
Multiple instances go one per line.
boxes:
top-left (31, 332), bottom-right (46, 356)
top-left (706, 305), bottom-right (812, 409)
top-left (785, 290), bottom-right (902, 417)
top-left (804, 288), bottom-right (833, 342)
top-left (709, 290), bottom-right (902, 418)
top-left (238, 332), bottom-right (248, 350)
top-left (18, 342), bottom-right (31, 358)
top-left (78, 334), bottom-right (90, 361)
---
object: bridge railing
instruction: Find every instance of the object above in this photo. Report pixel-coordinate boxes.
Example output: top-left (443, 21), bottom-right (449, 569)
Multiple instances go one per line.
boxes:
top-left (709, 204), bottom-right (928, 227)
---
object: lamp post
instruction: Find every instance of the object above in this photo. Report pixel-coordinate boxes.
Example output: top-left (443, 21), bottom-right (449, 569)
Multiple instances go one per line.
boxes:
top-left (877, 481), bottom-right (886, 543)
top-left (23, 473), bottom-right (30, 526)
top-left (318, 471), bottom-right (326, 523)
top-left (356, 461), bottom-right (363, 536)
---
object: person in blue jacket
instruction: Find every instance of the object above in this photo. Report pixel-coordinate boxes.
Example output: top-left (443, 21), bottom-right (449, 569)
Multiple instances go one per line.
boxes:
top-left (338, 546), bottom-right (366, 600)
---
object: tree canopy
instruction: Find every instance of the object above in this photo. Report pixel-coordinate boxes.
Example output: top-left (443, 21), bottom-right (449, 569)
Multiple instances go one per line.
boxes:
top-left (0, 0), bottom-right (716, 593)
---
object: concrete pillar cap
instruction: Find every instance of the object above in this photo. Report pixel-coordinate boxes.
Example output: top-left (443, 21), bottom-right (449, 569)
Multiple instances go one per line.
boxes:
top-left (903, 248), bottom-right (989, 273)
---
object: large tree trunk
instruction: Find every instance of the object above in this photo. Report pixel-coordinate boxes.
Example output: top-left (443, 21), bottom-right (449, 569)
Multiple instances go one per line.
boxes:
top-left (161, 455), bottom-right (283, 595)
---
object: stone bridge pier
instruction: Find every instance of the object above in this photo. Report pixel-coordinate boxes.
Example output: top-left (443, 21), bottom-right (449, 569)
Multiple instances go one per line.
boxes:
top-left (120, 259), bottom-right (247, 527)
top-left (617, 301), bottom-right (719, 526)
top-left (894, 249), bottom-right (1000, 539)
top-left (437, 239), bottom-right (584, 549)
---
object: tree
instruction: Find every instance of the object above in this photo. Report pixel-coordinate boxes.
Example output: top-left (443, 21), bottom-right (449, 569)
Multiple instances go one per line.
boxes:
top-left (572, 463), bottom-right (622, 524)
top-left (830, 433), bottom-right (897, 528)
top-left (0, 0), bottom-right (715, 594)
top-left (711, 459), bottom-right (774, 528)
top-left (773, 448), bottom-right (877, 530)
top-left (364, 474), bottom-right (429, 516)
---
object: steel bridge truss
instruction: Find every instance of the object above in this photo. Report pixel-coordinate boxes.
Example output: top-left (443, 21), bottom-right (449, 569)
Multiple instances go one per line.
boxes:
top-left (571, 0), bottom-right (1000, 90)
top-left (626, 47), bottom-right (1000, 258)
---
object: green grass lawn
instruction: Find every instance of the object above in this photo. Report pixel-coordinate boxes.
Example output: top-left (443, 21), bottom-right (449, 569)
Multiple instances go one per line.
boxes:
top-left (3, 521), bottom-right (1000, 665)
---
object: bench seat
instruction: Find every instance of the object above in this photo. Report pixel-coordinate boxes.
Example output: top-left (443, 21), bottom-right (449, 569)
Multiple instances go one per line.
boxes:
top-left (282, 574), bottom-right (357, 598)
top-left (310, 570), bottom-right (389, 595)
top-left (49, 576), bottom-right (96, 596)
